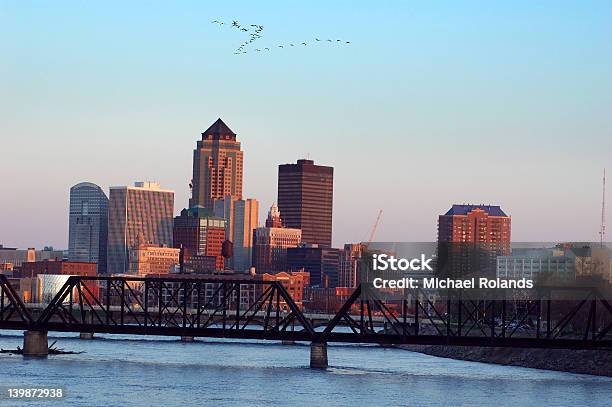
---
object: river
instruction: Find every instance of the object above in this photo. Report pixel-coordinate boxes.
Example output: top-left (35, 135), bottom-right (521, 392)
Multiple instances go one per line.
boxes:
top-left (1, 331), bottom-right (610, 407)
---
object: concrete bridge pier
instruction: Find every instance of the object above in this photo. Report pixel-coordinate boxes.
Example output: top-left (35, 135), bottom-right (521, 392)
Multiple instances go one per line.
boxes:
top-left (79, 332), bottom-right (94, 340)
top-left (310, 342), bottom-right (328, 369)
top-left (181, 336), bottom-right (195, 342)
top-left (23, 331), bottom-right (48, 357)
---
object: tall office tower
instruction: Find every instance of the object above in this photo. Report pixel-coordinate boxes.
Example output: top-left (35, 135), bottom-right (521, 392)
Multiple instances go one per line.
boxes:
top-left (189, 118), bottom-right (244, 209)
top-left (213, 196), bottom-right (259, 272)
top-left (173, 207), bottom-right (227, 271)
top-left (253, 204), bottom-right (302, 274)
top-left (437, 204), bottom-right (511, 276)
top-left (68, 182), bottom-right (109, 273)
top-left (106, 182), bottom-right (174, 275)
top-left (277, 159), bottom-right (333, 247)
top-left (338, 243), bottom-right (365, 288)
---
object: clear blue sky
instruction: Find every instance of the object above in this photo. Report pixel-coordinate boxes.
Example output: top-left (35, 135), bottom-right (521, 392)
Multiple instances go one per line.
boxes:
top-left (1, 1), bottom-right (611, 249)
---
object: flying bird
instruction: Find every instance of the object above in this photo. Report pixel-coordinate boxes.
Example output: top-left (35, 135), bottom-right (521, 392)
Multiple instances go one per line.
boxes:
top-left (327, 39), bottom-right (332, 42)
top-left (315, 38), bottom-right (321, 41)
top-left (241, 28), bottom-right (248, 32)
top-left (346, 41), bottom-right (350, 44)
top-left (232, 21), bottom-right (239, 27)
top-left (301, 42), bottom-right (307, 45)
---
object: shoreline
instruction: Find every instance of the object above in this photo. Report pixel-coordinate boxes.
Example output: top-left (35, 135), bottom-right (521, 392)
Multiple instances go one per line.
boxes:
top-left (398, 344), bottom-right (612, 377)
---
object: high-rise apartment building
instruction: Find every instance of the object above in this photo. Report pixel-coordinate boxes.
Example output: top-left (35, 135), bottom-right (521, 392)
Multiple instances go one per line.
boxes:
top-left (107, 182), bottom-right (174, 275)
top-left (253, 204), bottom-right (302, 274)
top-left (213, 196), bottom-right (259, 272)
top-left (437, 205), bottom-right (511, 244)
top-left (437, 204), bottom-right (511, 276)
top-left (173, 207), bottom-right (227, 271)
top-left (68, 182), bottom-right (109, 273)
top-left (277, 159), bottom-right (333, 247)
top-left (189, 118), bottom-right (243, 209)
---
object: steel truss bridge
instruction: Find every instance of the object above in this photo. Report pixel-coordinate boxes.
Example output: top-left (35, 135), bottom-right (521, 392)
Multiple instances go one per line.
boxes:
top-left (2, 275), bottom-right (612, 352)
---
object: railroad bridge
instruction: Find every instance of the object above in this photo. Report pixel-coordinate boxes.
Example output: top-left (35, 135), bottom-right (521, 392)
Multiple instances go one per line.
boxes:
top-left (1, 275), bottom-right (611, 368)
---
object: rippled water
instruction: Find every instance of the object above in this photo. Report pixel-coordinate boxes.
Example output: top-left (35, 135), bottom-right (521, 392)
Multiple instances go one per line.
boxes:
top-left (1, 331), bottom-right (611, 407)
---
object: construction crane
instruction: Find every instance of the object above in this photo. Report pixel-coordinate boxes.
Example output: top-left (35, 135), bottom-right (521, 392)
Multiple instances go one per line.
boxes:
top-left (600, 168), bottom-right (606, 248)
top-left (365, 209), bottom-right (383, 248)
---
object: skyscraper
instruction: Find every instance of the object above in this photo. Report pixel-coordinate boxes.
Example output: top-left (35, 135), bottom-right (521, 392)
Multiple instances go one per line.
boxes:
top-left (277, 159), bottom-right (333, 247)
top-left (68, 182), bottom-right (109, 273)
top-left (189, 118), bottom-right (243, 209)
top-left (253, 204), bottom-right (302, 274)
top-left (106, 182), bottom-right (174, 275)
top-left (213, 196), bottom-right (258, 272)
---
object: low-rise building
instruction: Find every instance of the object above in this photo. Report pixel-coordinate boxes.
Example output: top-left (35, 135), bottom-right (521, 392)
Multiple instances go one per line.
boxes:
top-left (262, 271), bottom-right (309, 310)
top-left (128, 241), bottom-right (180, 276)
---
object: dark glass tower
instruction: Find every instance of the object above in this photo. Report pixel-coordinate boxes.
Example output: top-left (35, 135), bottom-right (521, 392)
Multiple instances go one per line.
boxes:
top-left (277, 159), bottom-right (333, 247)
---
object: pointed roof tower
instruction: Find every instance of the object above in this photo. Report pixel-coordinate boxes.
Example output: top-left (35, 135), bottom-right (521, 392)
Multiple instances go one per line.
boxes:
top-left (201, 118), bottom-right (237, 141)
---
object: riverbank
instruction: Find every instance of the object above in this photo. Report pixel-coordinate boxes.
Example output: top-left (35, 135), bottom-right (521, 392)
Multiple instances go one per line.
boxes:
top-left (399, 344), bottom-right (612, 377)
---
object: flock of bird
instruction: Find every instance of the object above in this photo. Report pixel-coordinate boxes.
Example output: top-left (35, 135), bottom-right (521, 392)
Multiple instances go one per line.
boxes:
top-left (211, 19), bottom-right (350, 54)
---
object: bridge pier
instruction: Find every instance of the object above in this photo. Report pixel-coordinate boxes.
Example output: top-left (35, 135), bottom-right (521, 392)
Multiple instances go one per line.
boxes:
top-left (23, 331), bottom-right (48, 357)
top-left (181, 336), bottom-right (195, 342)
top-left (310, 342), bottom-right (328, 369)
top-left (79, 332), bottom-right (94, 340)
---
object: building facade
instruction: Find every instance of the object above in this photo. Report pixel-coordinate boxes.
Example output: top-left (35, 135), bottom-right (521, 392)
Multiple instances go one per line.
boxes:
top-left (173, 207), bottom-right (226, 271)
top-left (338, 243), bottom-right (365, 288)
top-left (253, 204), bottom-right (302, 274)
top-left (0, 246), bottom-right (63, 269)
top-left (496, 248), bottom-right (576, 280)
top-left (262, 271), bottom-right (310, 310)
top-left (68, 182), bottom-right (109, 273)
top-left (277, 159), bottom-right (334, 247)
top-left (128, 242), bottom-right (180, 276)
top-left (436, 204), bottom-right (511, 276)
top-left (437, 204), bottom-right (511, 244)
top-left (287, 244), bottom-right (340, 288)
top-left (107, 182), bottom-right (174, 275)
top-left (213, 196), bottom-right (259, 272)
top-left (189, 118), bottom-right (243, 209)
top-left (20, 260), bottom-right (97, 278)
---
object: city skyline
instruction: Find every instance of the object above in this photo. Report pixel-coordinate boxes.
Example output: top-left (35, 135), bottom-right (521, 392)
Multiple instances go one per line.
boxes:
top-left (2, 2), bottom-right (612, 249)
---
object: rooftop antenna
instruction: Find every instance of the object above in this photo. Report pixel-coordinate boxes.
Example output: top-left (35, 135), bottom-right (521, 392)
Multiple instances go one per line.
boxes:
top-left (600, 168), bottom-right (606, 248)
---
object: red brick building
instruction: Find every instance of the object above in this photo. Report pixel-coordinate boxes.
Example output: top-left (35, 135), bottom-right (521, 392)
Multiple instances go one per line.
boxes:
top-left (437, 204), bottom-right (511, 276)
top-left (262, 271), bottom-right (310, 310)
top-left (20, 260), bottom-right (97, 278)
top-left (437, 204), bottom-right (511, 244)
top-left (173, 207), bottom-right (227, 271)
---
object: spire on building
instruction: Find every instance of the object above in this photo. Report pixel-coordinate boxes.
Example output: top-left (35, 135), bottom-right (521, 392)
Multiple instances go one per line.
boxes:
top-left (201, 118), bottom-right (236, 141)
top-left (266, 203), bottom-right (283, 228)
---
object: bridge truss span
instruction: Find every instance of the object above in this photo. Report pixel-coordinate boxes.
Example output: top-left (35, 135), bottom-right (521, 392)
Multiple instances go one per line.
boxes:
top-left (1, 275), bottom-right (612, 350)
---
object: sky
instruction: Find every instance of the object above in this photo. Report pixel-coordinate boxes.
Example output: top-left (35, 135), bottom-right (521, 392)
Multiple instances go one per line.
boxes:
top-left (1, 1), bottom-right (612, 250)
